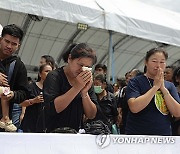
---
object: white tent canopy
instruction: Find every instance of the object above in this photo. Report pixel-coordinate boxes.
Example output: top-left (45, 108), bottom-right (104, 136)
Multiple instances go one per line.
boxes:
top-left (99, 0), bottom-right (180, 47)
top-left (1, 0), bottom-right (180, 46)
top-left (0, 0), bottom-right (105, 29)
top-left (0, 0), bottom-right (180, 80)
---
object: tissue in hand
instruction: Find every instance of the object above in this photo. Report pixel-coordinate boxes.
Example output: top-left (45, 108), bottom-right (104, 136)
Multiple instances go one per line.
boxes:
top-left (0, 87), bottom-right (10, 95)
top-left (82, 66), bottom-right (92, 71)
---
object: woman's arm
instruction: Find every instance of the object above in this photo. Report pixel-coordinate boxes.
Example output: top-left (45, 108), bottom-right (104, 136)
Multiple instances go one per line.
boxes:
top-left (128, 68), bottom-right (164, 113)
top-left (160, 86), bottom-right (180, 117)
top-left (128, 85), bottom-right (159, 113)
top-left (81, 93), bottom-right (97, 119)
top-left (54, 86), bottom-right (81, 113)
top-left (81, 79), bottom-right (97, 119)
top-left (20, 95), bottom-right (44, 107)
top-left (54, 70), bottom-right (97, 115)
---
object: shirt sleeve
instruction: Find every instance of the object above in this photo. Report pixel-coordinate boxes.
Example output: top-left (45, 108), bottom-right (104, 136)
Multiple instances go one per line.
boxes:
top-left (167, 82), bottom-right (180, 103)
top-left (43, 70), bottom-right (62, 116)
top-left (126, 78), bottom-right (141, 101)
top-left (10, 59), bottom-right (29, 104)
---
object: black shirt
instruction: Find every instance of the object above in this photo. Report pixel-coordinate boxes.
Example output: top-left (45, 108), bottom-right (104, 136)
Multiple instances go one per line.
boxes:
top-left (21, 82), bottom-right (42, 132)
top-left (0, 55), bottom-right (28, 118)
top-left (43, 67), bottom-right (97, 132)
top-left (90, 91), bottom-right (118, 125)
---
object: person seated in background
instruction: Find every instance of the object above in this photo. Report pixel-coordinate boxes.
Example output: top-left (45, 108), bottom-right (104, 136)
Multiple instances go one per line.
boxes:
top-left (113, 83), bottom-right (120, 98)
top-left (86, 74), bottom-right (118, 133)
top-left (125, 71), bottom-right (131, 84)
top-left (172, 66), bottom-right (180, 135)
top-left (36, 55), bottom-right (56, 82)
top-left (94, 64), bottom-right (114, 93)
top-left (164, 65), bottom-right (175, 82)
top-left (164, 65), bottom-right (176, 136)
top-left (117, 69), bottom-right (142, 134)
top-left (129, 69), bottom-right (143, 78)
top-left (20, 64), bottom-right (52, 132)
top-left (39, 55), bottom-right (56, 70)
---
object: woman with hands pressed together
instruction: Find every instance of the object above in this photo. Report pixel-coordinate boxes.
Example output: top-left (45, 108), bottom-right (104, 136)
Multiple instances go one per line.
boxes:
top-left (126, 48), bottom-right (180, 135)
top-left (40, 43), bottom-right (97, 132)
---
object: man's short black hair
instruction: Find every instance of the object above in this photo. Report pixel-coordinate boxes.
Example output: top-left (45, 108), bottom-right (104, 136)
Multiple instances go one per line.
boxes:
top-left (95, 64), bottom-right (107, 72)
top-left (2, 24), bottom-right (24, 42)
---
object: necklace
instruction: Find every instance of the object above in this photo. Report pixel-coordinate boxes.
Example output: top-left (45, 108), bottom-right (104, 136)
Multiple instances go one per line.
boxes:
top-left (145, 75), bottom-right (153, 88)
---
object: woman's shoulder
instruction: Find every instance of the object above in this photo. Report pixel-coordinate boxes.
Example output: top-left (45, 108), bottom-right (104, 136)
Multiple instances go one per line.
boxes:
top-left (129, 74), bottom-right (146, 84)
top-left (28, 81), bottom-right (36, 88)
top-left (164, 80), bottom-right (176, 90)
top-left (45, 67), bottom-right (68, 86)
top-left (48, 67), bottom-right (65, 78)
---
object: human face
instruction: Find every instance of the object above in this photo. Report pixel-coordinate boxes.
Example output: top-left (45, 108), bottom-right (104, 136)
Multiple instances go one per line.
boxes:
top-left (125, 72), bottom-right (131, 83)
top-left (68, 56), bottom-right (93, 77)
top-left (0, 34), bottom-right (20, 58)
top-left (93, 79), bottom-right (106, 94)
top-left (93, 79), bottom-right (105, 94)
top-left (39, 65), bottom-right (52, 81)
top-left (39, 57), bottom-right (47, 66)
top-left (94, 68), bottom-right (105, 75)
top-left (129, 70), bottom-right (137, 79)
top-left (94, 79), bottom-right (103, 87)
top-left (113, 84), bottom-right (119, 93)
top-left (145, 52), bottom-right (166, 78)
top-left (164, 68), bottom-right (173, 82)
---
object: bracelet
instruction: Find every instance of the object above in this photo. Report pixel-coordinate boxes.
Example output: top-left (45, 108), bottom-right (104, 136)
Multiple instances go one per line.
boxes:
top-left (163, 91), bottom-right (170, 97)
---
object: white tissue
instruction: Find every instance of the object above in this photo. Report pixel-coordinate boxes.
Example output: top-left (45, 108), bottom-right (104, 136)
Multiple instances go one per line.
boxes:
top-left (82, 66), bottom-right (92, 71)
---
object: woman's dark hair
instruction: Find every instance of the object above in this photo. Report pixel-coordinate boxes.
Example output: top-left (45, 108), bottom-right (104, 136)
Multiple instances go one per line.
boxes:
top-left (172, 66), bottom-right (180, 86)
top-left (94, 74), bottom-right (107, 84)
top-left (2, 24), bottom-right (24, 42)
top-left (62, 43), bottom-right (77, 63)
top-left (39, 64), bottom-right (52, 73)
top-left (117, 77), bottom-right (127, 87)
top-left (62, 43), bottom-right (97, 65)
top-left (145, 47), bottom-right (168, 62)
top-left (125, 71), bottom-right (131, 77)
top-left (41, 55), bottom-right (55, 69)
top-left (144, 47), bottom-right (168, 73)
top-left (166, 65), bottom-right (176, 70)
top-left (38, 64), bottom-right (52, 80)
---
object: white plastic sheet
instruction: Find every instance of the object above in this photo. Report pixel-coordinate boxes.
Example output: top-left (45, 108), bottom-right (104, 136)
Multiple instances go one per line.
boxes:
top-left (0, 133), bottom-right (179, 154)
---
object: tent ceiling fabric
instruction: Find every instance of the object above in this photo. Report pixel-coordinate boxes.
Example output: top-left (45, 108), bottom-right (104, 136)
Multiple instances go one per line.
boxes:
top-left (0, 0), bottom-right (180, 80)
top-left (1, 0), bottom-right (180, 46)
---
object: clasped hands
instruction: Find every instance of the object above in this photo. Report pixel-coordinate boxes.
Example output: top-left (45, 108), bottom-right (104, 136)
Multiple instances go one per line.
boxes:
top-left (153, 68), bottom-right (167, 92)
top-left (74, 70), bottom-right (92, 93)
